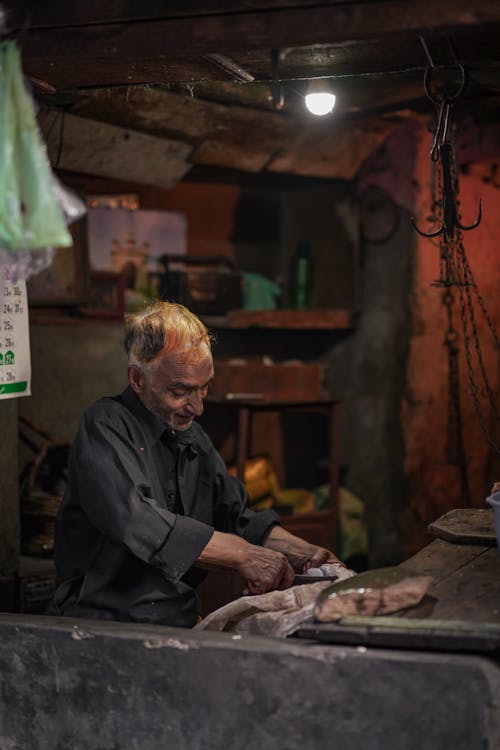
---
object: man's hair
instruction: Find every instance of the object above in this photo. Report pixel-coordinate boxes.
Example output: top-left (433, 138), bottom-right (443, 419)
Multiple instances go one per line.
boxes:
top-left (124, 301), bottom-right (212, 366)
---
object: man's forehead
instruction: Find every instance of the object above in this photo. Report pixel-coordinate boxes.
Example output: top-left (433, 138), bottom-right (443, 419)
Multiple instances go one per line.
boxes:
top-left (155, 346), bottom-right (214, 379)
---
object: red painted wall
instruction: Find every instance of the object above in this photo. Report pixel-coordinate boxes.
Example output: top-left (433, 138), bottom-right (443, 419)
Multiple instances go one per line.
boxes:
top-left (402, 128), bottom-right (500, 553)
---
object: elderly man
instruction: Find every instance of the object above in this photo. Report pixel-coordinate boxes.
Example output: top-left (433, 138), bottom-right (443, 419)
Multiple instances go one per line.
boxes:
top-left (50, 301), bottom-right (341, 627)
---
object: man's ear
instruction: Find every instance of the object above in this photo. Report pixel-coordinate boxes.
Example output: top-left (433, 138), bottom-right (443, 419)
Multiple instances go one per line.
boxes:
top-left (128, 364), bottom-right (144, 395)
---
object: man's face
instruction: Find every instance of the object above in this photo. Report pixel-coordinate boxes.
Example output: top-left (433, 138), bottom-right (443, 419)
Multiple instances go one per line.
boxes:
top-left (131, 344), bottom-right (214, 431)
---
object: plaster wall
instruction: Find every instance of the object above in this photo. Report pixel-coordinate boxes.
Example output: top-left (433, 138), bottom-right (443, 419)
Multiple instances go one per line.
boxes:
top-left (139, 180), bottom-right (242, 259)
top-left (323, 121), bottom-right (500, 564)
top-left (402, 130), bottom-right (500, 553)
top-left (18, 322), bottom-right (127, 446)
top-left (10, 322), bottom-right (126, 579)
top-left (324, 209), bottom-right (414, 566)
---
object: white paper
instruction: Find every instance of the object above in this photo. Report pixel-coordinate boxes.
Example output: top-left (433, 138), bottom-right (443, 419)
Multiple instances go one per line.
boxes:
top-left (0, 265), bottom-right (31, 400)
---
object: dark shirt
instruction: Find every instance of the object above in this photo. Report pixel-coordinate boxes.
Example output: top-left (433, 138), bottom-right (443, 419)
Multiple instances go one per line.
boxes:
top-left (50, 386), bottom-right (279, 627)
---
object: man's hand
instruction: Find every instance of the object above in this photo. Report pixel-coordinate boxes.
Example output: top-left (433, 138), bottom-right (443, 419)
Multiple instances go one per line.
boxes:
top-left (235, 544), bottom-right (295, 595)
top-left (197, 530), bottom-right (295, 595)
top-left (263, 525), bottom-right (343, 573)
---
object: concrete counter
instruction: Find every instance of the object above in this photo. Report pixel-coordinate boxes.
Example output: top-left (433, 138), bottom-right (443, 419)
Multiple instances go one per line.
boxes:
top-left (0, 612), bottom-right (499, 750)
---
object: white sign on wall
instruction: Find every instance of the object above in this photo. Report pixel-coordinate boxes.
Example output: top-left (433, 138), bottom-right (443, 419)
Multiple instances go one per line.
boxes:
top-left (87, 207), bottom-right (187, 273)
top-left (0, 265), bottom-right (31, 400)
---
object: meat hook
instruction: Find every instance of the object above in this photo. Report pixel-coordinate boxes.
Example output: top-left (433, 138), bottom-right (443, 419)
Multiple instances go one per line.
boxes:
top-left (412, 143), bottom-right (482, 240)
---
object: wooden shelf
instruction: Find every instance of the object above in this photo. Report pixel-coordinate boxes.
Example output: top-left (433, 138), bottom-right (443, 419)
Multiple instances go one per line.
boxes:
top-left (30, 308), bottom-right (352, 330)
top-left (203, 309), bottom-right (352, 330)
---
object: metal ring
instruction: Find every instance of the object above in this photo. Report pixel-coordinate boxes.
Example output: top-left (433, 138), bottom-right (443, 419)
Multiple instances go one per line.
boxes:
top-left (424, 64), bottom-right (467, 105)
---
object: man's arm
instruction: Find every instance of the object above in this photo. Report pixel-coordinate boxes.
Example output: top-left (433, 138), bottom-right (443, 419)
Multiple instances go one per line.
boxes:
top-left (206, 447), bottom-right (341, 591)
top-left (262, 525), bottom-right (343, 573)
top-left (198, 530), bottom-right (295, 595)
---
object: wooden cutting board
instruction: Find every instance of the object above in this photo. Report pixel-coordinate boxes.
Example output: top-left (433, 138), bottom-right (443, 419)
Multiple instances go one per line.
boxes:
top-left (427, 508), bottom-right (497, 545)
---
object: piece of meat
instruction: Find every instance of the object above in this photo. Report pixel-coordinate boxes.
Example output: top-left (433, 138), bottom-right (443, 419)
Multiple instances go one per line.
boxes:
top-left (314, 567), bottom-right (433, 623)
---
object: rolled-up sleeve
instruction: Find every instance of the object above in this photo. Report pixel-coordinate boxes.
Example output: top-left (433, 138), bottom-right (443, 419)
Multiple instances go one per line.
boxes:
top-left (153, 514), bottom-right (213, 580)
top-left (76, 413), bottom-right (214, 582)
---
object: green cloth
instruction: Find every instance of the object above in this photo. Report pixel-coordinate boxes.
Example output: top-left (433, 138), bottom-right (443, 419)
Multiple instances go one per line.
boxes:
top-left (242, 272), bottom-right (280, 310)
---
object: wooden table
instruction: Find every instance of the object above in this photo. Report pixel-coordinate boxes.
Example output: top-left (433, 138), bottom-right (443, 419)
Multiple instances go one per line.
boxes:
top-left (297, 509), bottom-right (500, 652)
top-left (402, 510), bottom-right (500, 625)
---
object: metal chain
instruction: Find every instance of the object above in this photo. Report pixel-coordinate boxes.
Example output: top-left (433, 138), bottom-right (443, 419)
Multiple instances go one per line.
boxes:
top-left (448, 141), bottom-right (500, 425)
top-left (456, 253), bottom-right (500, 454)
top-left (419, 41), bottom-right (500, 469)
top-left (432, 133), bottom-right (500, 462)
top-left (442, 275), bottom-right (471, 503)
top-left (448, 136), bottom-right (500, 348)
top-left (456, 239), bottom-right (499, 420)
top-left (446, 139), bottom-right (500, 454)
top-left (459, 242), bottom-right (500, 349)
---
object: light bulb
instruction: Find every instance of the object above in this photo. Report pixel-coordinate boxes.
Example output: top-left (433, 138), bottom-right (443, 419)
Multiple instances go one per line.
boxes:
top-left (304, 79), bottom-right (336, 116)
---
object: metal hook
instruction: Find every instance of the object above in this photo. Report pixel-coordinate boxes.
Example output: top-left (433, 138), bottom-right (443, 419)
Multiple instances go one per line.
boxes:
top-left (416, 38), bottom-right (482, 242)
top-left (424, 63), bottom-right (466, 160)
top-left (412, 217), bottom-right (444, 239)
top-left (430, 100), bottom-right (451, 161)
top-left (412, 143), bottom-right (482, 239)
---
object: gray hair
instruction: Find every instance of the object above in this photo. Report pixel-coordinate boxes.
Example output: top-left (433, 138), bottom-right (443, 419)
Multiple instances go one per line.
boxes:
top-left (124, 301), bottom-right (212, 366)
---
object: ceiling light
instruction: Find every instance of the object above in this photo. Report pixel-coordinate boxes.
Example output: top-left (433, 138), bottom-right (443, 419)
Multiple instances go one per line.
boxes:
top-left (305, 78), bottom-right (336, 116)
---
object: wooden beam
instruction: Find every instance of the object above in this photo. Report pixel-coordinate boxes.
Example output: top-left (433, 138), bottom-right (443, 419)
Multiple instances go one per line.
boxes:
top-left (8, 0), bottom-right (500, 34)
top-left (38, 108), bottom-right (193, 188)
top-left (24, 58), bottom-right (242, 90)
top-left (265, 119), bottom-right (392, 180)
top-left (7, 1), bottom-right (346, 28)
top-left (191, 116), bottom-right (392, 180)
top-left (13, 1), bottom-right (500, 91)
top-left (72, 86), bottom-right (394, 179)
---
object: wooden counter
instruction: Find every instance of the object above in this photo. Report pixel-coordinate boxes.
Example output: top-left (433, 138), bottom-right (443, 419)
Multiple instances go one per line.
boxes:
top-left (298, 509), bottom-right (500, 652)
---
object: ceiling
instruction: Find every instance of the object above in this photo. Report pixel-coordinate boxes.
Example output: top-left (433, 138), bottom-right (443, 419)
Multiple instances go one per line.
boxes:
top-left (3, 1), bottom-right (500, 186)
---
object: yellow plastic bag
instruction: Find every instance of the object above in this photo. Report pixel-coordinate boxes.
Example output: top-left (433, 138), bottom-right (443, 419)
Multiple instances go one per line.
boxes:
top-left (0, 41), bottom-right (71, 251)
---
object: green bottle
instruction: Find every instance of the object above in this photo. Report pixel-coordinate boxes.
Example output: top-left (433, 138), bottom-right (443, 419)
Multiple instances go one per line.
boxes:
top-left (290, 240), bottom-right (313, 310)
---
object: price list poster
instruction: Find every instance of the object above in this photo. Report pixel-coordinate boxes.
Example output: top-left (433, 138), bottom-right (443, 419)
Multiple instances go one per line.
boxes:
top-left (0, 266), bottom-right (31, 400)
